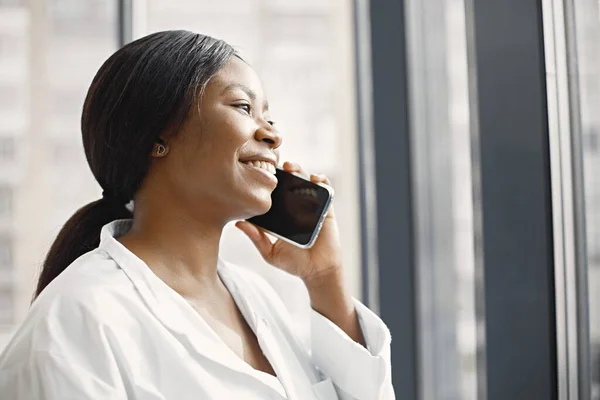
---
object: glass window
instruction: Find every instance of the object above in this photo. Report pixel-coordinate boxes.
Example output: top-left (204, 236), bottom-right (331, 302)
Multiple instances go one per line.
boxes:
top-left (0, 187), bottom-right (12, 219)
top-left (583, 128), bottom-right (599, 153)
top-left (0, 33), bottom-right (22, 59)
top-left (51, 140), bottom-right (83, 165)
top-left (0, 235), bottom-right (12, 267)
top-left (0, 137), bottom-right (15, 162)
top-left (50, 0), bottom-right (114, 37)
top-left (0, 288), bottom-right (14, 326)
top-left (567, 0), bottom-right (600, 397)
top-left (405, 0), bottom-right (478, 398)
top-left (144, 0), bottom-right (362, 302)
top-left (0, 0), bottom-right (22, 7)
top-left (0, 84), bottom-right (22, 112)
top-left (50, 88), bottom-right (85, 117)
top-left (0, 0), bottom-right (117, 347)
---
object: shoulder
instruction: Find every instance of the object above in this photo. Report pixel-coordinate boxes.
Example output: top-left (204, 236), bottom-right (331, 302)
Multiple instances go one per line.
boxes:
top-left (1, 250), bottom-right (142, 365)
top-left (0, 250), bottom-right (132, 395)
top-left (46, 248), bottom-right (132, 292)
top-left (34, 248), bottom-right (139, 319)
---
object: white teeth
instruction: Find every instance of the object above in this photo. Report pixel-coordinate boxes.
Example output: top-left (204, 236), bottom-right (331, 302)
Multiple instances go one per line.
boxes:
top-left (243, 160), bottom-right (276, 175)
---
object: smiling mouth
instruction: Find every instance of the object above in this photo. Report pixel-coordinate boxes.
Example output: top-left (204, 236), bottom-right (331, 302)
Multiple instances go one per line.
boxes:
top-left (240, 160), bottom-right (277, 175)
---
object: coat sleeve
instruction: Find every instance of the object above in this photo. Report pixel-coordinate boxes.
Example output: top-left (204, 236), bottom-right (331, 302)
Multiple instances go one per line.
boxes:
top-left (310, 298), bottom-right (395, 400)
top-left (238, 265), bottom-right (395, 400)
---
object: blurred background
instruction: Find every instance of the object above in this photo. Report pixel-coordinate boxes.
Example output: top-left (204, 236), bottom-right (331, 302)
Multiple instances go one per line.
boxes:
top-left (0, 0), bottom-right (598, 399)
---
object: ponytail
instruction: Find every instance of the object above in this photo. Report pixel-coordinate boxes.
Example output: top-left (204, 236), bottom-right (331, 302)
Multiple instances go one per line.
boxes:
top-left (34, 198), bottom-right (132, 299)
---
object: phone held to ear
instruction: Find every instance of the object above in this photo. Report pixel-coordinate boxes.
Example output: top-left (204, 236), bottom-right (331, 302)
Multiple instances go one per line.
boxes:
top-left (247, 168), bottom-right (334, 248)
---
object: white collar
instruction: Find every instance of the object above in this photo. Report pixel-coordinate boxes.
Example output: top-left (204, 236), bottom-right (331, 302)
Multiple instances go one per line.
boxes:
top-left (98, 220), bottom-right (260, 374)
top-left (97, 219), bottom-right (305, 399)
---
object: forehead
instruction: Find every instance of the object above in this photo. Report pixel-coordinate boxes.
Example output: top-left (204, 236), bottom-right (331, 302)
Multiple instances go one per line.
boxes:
top-left (206, 57), bottom-right (265, 98)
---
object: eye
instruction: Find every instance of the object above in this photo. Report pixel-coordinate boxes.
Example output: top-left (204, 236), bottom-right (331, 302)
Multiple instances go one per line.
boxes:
top-left (234, 103), bottom-right (251, 114)
top-left (267, 120), bottom-right (275, 126)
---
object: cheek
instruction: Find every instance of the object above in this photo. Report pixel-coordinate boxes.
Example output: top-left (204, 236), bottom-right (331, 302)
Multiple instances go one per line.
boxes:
top-left (200, 124), bottom-right (256, 170)
top-left (173, 107), bottom-right (257, 192)
top-left (175, 133), bottom-right (243, 191)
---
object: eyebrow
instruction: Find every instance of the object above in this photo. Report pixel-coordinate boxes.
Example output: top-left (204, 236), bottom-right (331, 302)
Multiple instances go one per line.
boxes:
top-left (222, 83), bottom-right (269, 111)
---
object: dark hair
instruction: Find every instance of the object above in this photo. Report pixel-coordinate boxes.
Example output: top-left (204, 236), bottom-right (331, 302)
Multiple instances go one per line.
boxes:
top-left (34, 30), bottom-right (236, 299)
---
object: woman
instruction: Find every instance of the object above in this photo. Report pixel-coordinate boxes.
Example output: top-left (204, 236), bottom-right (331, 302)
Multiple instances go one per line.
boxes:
top-left (0, 31), bottom-right (394, 400)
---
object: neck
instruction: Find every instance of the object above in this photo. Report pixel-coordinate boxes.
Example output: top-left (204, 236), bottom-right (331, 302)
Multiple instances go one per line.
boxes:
top-left (118, 195), bottom-right (227, 300)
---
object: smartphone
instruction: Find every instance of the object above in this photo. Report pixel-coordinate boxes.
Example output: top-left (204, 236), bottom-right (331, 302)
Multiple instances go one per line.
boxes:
top-left (247, 168), bottom-right (334, 248)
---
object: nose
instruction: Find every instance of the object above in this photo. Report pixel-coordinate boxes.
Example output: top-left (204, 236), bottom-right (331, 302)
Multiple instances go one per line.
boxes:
top-left (255, 123), bottom-right (282, 149)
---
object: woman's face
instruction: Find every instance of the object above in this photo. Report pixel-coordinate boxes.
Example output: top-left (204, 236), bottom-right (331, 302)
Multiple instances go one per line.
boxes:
top-left (152, 57), bottom-right (282, 223)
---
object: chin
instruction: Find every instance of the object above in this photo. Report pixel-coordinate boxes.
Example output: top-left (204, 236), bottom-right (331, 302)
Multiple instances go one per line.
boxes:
top-left (253, 197), bottom-right (272, 216)
top-left (234, 190), bottom-right (272, 220)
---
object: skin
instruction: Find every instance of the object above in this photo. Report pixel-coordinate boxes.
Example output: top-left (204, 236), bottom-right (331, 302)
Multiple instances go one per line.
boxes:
top-left (118, 57), bottom-right (365, 377)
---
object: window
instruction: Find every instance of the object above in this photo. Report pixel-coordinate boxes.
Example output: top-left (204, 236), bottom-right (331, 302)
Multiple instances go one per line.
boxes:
top-left (0, 137), bottom-right (15, 162)
top-left (0, 33), bottom-right (22, 60)
top-left (555, 0), bottom-right (600, 397)
top-left (0, 0), bottom-right (23, 7)
top-left (0, 0), bottom-right (117, 343)
top-left (0, 235), bottom-right (12, 267)
top-left (405, 0), bottom-right (477, 397)
top-left (0, 187), bottom-right (12, 219)
top-left (0, 288), bottom-right (14, 326)
top-left (50, 89), bottom-right (85, 118)
top-left (50, 0), bottom-right (115, 38)
top-left (583, 128), bottom-right (599, 153)
top-left (0, 84), bottom-right (21, 112)
top-left (52, 141), bottom-right (83, 165)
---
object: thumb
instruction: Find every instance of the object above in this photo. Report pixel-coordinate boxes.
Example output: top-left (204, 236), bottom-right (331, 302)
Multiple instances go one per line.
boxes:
top-left (235, 221), bottom-right (273, 261)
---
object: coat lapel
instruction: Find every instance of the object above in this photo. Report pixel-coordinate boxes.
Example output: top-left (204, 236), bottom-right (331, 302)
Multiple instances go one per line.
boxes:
top-left (99, 221), bottom-right (252, 378)
top-left (98, 220), bottom-right (290, 398)
top-left (219, 262), bottom-right (319, 400)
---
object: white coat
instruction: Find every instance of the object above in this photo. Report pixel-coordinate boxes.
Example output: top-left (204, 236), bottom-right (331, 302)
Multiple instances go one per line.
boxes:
top-left (0, 220), bottom-right (395, 399)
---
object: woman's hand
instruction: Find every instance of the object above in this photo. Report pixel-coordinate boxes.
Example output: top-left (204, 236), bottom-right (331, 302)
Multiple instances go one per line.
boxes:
top-left (235, 161), bottom-right (343, 287)
top-left (237, 162), bottom-right (366, 346)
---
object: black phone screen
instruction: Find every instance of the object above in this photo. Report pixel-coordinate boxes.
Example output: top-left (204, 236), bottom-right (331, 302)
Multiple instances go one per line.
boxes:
top-left (247, 168), bottom-right (333, 247)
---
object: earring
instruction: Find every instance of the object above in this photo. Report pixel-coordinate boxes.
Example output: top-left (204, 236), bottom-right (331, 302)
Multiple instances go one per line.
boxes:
top-left (156, 144), bottom-right (167, 156)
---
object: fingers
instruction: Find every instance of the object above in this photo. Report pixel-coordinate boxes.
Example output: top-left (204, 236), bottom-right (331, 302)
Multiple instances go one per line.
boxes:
top-left (309, 173), bottom-right (336, 219)
top-left (282, 161), bottom-right (308, 179)
top-left (283, 161), bottom-right (332, 190)
top-left (235, 221), bottom-right (273, 261)
top-left (310, 173), bottom-right (330, 185)
top-left (283, 161), bottom-right (331, 185)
